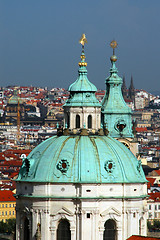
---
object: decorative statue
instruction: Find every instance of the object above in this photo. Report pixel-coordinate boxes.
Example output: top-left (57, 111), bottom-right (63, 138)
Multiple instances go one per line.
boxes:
top-left (35, 223), bottom-right (41, 240)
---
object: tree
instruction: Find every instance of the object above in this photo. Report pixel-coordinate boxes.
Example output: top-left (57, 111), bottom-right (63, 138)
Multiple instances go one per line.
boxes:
top-left (153, 219), bottom-right (160, 229)
top-left (147, 221), bottom-right (152, 231)
top-left (0, 218), bottom-right (16, 234)
top-left (0, 220), bottom-right (7, 233)
top-left (6, 218), bottom-right (16, 234)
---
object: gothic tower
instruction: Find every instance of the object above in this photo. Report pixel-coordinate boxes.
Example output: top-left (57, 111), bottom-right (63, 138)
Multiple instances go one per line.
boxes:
top-left (128, 75), bottom-right (135, 102)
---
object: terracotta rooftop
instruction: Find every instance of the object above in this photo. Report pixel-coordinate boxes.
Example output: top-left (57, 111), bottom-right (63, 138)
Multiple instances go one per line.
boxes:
top-left (142, 146), bottom-right (160, 150)
top-left (146, 177), bottom-right (156, 189)
top-left (5, 149), bottom-right (31, 154)
top-left (148, 192), bottom-right (160, 202)
top-left (127, 235), bottom-right (160, 240)
top-left (155, 170), bottom-right (160, 176)
top-left (136, 127), bottom-right (148, 132)
top-left (0, 190), bottom-right (16, 202)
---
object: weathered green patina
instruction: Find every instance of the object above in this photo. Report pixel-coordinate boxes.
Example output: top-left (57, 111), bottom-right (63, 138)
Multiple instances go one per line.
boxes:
top-left (16, 195), bottom-right (148, 199)
top-left (101, 54), bottom-right (133, 138)
top-left (64, 52), bottom-right (101, 107)
top-left (17, 135), bottom-right (146, 183)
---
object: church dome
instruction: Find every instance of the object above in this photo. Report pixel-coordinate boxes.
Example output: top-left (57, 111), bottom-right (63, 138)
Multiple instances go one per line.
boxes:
top-left (68, 52), bottom-right (97, 93)
top-left (17, 135), bottom-right (146, 183)
top-left (68, 73), bottom-right (97, 92)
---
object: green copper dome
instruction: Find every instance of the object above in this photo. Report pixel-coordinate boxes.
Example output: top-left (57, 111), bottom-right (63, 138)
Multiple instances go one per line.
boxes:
top-left (64, 51), bottom-right (100, 107)
top-left (17, 135), bottom-right (146, 183)
top-left (68, 52), bottom-right (97, 92)
top-left (8, 89), bottom-right (23, 105)
top-left (68, 69), bottom-right (97, 92)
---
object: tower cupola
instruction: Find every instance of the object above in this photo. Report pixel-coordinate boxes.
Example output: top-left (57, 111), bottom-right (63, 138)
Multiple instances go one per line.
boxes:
top-left (64, 34), bottom-right (101, 130)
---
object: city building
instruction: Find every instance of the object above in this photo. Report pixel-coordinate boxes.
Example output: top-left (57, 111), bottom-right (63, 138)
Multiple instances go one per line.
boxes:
top-left (0, 190), bottom-right (16, 222)
top-left (15, 38), bottom-right (147, 240)
top-left (147, 192), bottom-right (160, 220)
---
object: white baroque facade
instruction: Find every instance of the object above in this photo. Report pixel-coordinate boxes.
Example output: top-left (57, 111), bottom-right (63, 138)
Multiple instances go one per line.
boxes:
top-left (16, 182), bottom-right (147, 240)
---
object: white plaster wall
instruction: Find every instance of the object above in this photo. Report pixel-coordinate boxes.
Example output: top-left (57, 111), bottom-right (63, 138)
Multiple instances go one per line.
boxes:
top-left (16, 182), bottom-right (147, 240)
top-left (16, 182), bottom-right (147, 198)
top-left (64, 107), bottom-right (101, 130)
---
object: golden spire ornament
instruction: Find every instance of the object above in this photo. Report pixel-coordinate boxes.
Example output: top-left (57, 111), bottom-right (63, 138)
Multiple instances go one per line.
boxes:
top-left (79, 33), bottom-right (87, 46)
top-left (110, 40), bottom-right (118, 62)
top-left (78, 33), bottom-right (87, 67)
top-left (110, 40), bottom-right (118, 55)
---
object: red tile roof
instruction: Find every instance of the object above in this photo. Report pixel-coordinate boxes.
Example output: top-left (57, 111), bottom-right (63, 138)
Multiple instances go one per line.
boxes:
top-left (146, 177), bottom-right (156, 189)
top-left (5, 149), bottom-right (31, 154)
top-left (149, 192), bottom-right (160, 202)
top-left (155, 170), bottom-right (160, 176)
top-left (0, 190), bottom-right (16, 202)
top-left (127, 235), bottom-right (160, 240)
top-left (0, 160), bottom-right (22, 166)
top-left (142, 147), bottom-right (160, 150)
top-left (136, 127), bottom-right (148, 132)
top-left (125, 99), bottom-right (133, 103)
top-left (10, 172), bottom-right (18, 179)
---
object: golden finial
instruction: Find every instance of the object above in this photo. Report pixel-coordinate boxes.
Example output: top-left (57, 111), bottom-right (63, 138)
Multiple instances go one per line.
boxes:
top-left (78, 34), bottom-right (87, 67)
top-left (79, 33), bottom-right (87, 46)
top-left (110, 40), bottom-right (118, 62)
top-left (110, 40), bottom-right (118, 55)
top-left (110, 40), bottom-right (117, 49)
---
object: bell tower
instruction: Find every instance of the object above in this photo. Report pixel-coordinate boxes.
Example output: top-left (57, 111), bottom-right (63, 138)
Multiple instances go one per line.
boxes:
top-left (102, 40), bottom-right (133, 138)
top-left (101, 41), bottom-right (138, 155)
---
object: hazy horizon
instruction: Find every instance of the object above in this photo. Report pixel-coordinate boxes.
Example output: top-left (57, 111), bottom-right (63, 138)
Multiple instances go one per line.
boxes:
top-left (0, 1), bottom-right (160, 93)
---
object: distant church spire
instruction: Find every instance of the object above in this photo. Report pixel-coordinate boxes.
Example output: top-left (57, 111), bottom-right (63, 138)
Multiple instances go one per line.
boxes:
top-left (128, 75), bottom-right (135, 102)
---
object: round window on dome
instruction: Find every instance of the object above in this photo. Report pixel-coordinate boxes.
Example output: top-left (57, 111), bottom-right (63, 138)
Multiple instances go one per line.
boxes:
top-left (62, 162), bottom-right (67, 169)
top-left (57, 159), bottom-right (70, 173)
top-left (108, 163), bottom-right (112, 169)
top-left (104, 160), bottom-right (115, 173)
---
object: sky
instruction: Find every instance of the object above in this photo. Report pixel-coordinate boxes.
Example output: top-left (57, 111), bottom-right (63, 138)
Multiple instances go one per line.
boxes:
top-left (0, 0), bottom-right (160, 94)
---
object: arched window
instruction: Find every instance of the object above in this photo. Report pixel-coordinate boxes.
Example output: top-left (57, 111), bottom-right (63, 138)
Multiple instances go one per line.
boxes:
top-left (88, 115), bottom-right (92, 129)
top-left (103, 219), bottom-right (116, 240)
top-left (67, 114), bottom-right (70, 128)
top-left (24, 217), bottom-right (30, 240)
top-left (57, 219), bottom-right (71, 240)
top-left (76, 115), bottom-right (80, 128)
